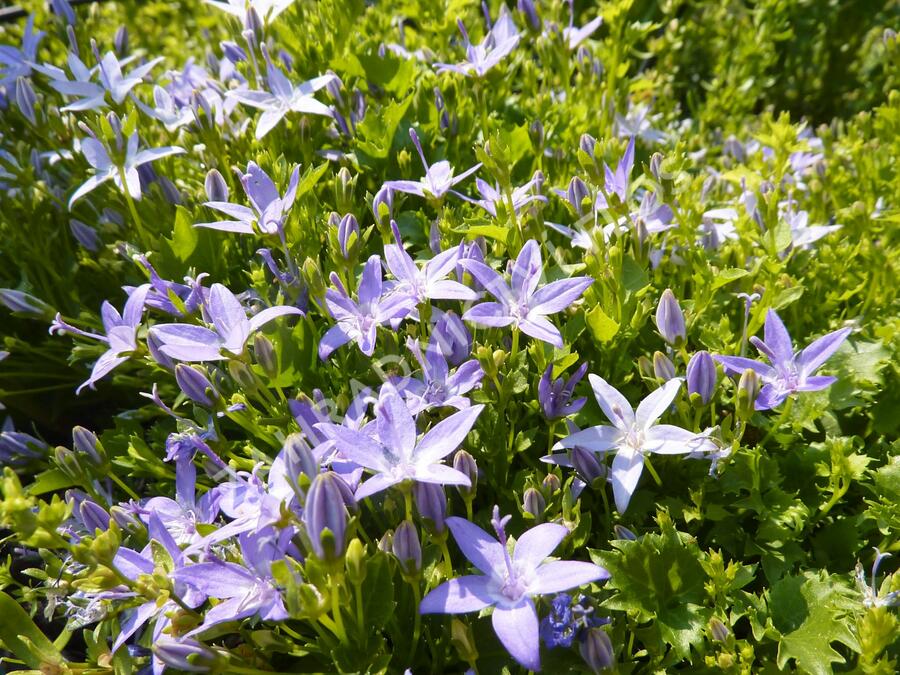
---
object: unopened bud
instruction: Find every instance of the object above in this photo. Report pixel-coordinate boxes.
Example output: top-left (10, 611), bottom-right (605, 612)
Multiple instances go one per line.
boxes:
top-left (413, 481), bottom-right (446, 534)
top-left (709, 617), bottom-right (730, 643)
top-left (571, 446), bottom-right (605, 485)
top-left (580, 628), bottom-right (615, 673)
top-left (736, 368), bottom-right (761, 420)
top-left (204, 168), bottom-right (229, 202)
top-left (522, 487), bottom-right (545, 522)
top-left (686, 351), bottom-right (717, 404)
top-left (392, 520), bottom-right (422, 578)
top-left (253, 334), bottom-right (278, 378)
top-left (175, 364), bottom-right (218, 407)
top-left (652, 351), bottom-right (676, 381)
top-left (72, 426), bottom-right (105, 466)
top-left (655, 289), bottom-right (687, 346)
top-left (453, 450), bottom-right (477, 500)
top-left (528, 119), bottom-right (544, 147)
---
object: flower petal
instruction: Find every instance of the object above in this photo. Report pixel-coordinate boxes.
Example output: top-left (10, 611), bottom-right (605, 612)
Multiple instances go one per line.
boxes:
top-left (519, 316), bottom-right (563, 347)
top-left (610, 447), bottom-right (644, 513)
top-left (763, 309), bottom-right (794, 366)
top-left (446, 516), bottom-right (506, 575)
top-left (420, 576), bottom-right (494, 614)
top-left (513, 523), bottom-right (567, 570)
top-left (531, 560), bottom-right (609, 595)
top-left (528, 277), bottom-right (593, 316)
top-left (635, 378), bottom-right (682, 430)
top-left (556, 425), bottom-right (621, 453)
top-left (491, 600), bottom-right (540, 671)
top-left (414, 404), bottom-right (483, 465)
top-left (462, 302), bottom-right (515, 328)
top-left (797, 327), bottom-right (851, 377)
top-left (588, 374), bottom-right (635, 430)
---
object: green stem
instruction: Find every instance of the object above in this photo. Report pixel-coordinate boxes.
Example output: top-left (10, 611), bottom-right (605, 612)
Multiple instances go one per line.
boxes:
top-left (330, 579), bottom-right (347, 644)
top-left (406, 582), bottom-right (422, 663)
top-left (438, 537), bottom-right (453, 580)
top-left (119, 167), bottom-right (150, 250)
top-left (108, 472), bottom-right (140, 501)
top-left (759, 397), bottom-right (795, 447)
top-left (644, 456), bottom-right (663, 486)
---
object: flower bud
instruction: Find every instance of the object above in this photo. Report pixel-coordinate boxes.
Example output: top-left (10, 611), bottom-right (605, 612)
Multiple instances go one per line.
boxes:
top-left (392, 520), bottom-right (422, 578)
top-left (655, 289), bottom-right (686, 346)
top-left (884, 28), bottom-right (898, 45)
top-left (15, 78), bottom-right (37, 124)
top-left (652, 351), bottom-right (676, 381)
top-left (72, 426), bottom-right (105, 466)
top-left (432, 311), bottom-right (472, 365)
top-left (517, 0), bottom-right (540, 31)
top-left (204, 168), bottom-right (229, 202)
top-left (736, 369), bottom-right (761, 420)
top-left (153, 638), bottom-right (217, 672)
top-left (453, 450), bottom-right (477, 500)
top-left (567, 177), bottom-right (590, 215)
top-left (613, 524), bottom-right (637, 541)
top-left (79, 498), bottom-right (111, 533)
top-left (0, 289), bottom-right (53, 316)
top-left (227, 360), bottom-right (256, 393)
top-left (253, 334), bottom-right (278, 378)
top-left (110, 504), bottom-right (142, 531)
top-left (175, 364), bottom-right (218, 407)
top-left (579, 133), bottom-right (596, 159)
top-left (304, 472), bottom-right (348, 561)
top-left (637, 355), bottom-right (654, 380)
top-left (221, 40), bottom-right (247, 62)
top-left (413, 481), bottom-right (446, 534)
top-left (283, 433), bottom-right (318, 490)
top-left (338, 213), bottom-right (360, 260)
top-left (649, 152), bottom-right (664, 182)
top-left (371, 185), bottom-right (393, 225)
top-left (686, 351), bottom-right (717, 404)
top-left (302, 257), bottom-right (326, 308)
top-left (580, 628), bottom-right (615, 673)
top-left (51, 0), bottom-right (76, 25)
top-left (542, 473), bottom-right (561, 493)
top-left (345, 538), bottom-right (367, 585)
top-left (522, 487), bottom-right (545, 522)
top-left (244, 7), bottom-right (263, 38)
top-left (709, 617), bottom-right (730, 643)
top-left (571, 446), bottom-right (605, 485)
top-left (55, 446), bottom-right (84, 481)
top-left (113, 26), bottom-right (129, 56)
top-left (528, 119), bottom-right (544, 147)
top-left (69, 219), bottom-right (101, 251)
top-left (335, 167), bottom-right (355, 214)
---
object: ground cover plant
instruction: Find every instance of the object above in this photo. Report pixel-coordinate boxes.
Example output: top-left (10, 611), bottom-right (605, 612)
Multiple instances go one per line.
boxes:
top-left (0, 0), bottom-right (899, 672)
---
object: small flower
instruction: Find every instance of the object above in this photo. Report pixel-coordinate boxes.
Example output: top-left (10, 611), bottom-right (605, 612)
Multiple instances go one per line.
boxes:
top-left (715, 309), bottom-right (851, 410)
top-left (474, 174), bottom-right (547, 217)
top-left (50, 285), bottom-right (151, 393)
top-left (382, 129), bottom-right (481, 201)
top-left (539, 363), bottom-right (588, 420)
top-left (316, 384), bottom-right (483, 500)
top-left (394, 335), bottom-right (484, 414)
top-left (230, 46), bottom-right (335, 139)
top-left (205, 0), bottom-right (296, 24)
top-left (0, 15), bottom-right (44, 95)
top-left (68, 130), bottom-right (185, 208)
top-left (561, 4), bottom-right (603, 50)
top-left (384, 224), bottom-right (477, 304)
top-left (556, 376), bottom-right (717, 512)
top-left (196, 162), bottom-right (299, 236)
top-left (150, 283), bottom-right (303, 362)
top-left (420, 506), bottom-right (608, 671)
top-left (434, 7), bottom-right (520, 77)
top-left (654, 289), bottom-right (686, 346)
top-left (461, 240), bottom-right (593, 348)
top-left (856, 548), bottom-right (899, 608)
top-left (318, 255), bottom-right (415, 360)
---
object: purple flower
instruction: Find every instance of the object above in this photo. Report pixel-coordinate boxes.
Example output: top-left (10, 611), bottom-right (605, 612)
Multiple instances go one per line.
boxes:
top-left (715, 309), bottom-right (851, 410)
top-left (0, 15), bottom-right (44, 93)
top-left (318, 255), bottom-right (415, 360)
top-left (382, 128), bottom-right (481, 201)
top-left (539, 363), bottom-right (588, 420)
top-left (69, 131), bottom-right (185, 208)
top-left (196, 162), bottom-right (299, 236)
top-left (561, 4), bottom-right (603, 50)
top-left (304, 472), bottom-right (350, 560)
top-left (686, 351), bottom-right (717, 404)
top-left (431, 310), bottom-right (472, 365)
top-left (394, 335), bottom-right (484, 414)
top-left (384, 225), bottom-right (477, 304)
top-left (434, 7), bottom-right (520, 77)
top-left (50, 284), bottom-right (151, 393)
top-left (420, 506), bottom-right (608, 671)
top-left (174, 527), bottom-right (291, 635)
top-left (231, 46), bottom-right (335, 139)
top-left (150, 283), bottom-right (303, 362)
top-left (315, 384), bottom-right (483, 500)
top-left (474, 174), bottom-right (547, 217)
top-left (205, 0), bottom-right (296, 24)
top-left (460, 240), bottom-right (593, 348)
top-left (556, 377), bottom-right (717, 512)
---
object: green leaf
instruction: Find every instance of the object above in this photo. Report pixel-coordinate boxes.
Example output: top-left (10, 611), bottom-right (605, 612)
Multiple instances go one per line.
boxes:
top-left (589, 514), bottom-right (710, 660)
top-left (357, 95), bottom-right (413, 159)
top-left (0, 590), bottom-right (63, 669)
top-left (770, 571), bottom-right (862, 675)
top-left (621, 255), bottom-right (649, 293)
top-left (361, 552), bottom-right (395, 628)
top-left (27, 468), bottom-right (78, 495)
top-left (295, 162), bottom-right (330, 200)
top-left (711, 267), bottom-right (749, 290)
top-left (586, 305), bottom-right (620, 343)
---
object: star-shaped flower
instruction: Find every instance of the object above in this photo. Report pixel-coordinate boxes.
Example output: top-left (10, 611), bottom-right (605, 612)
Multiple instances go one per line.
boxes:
top-left (555, 376), bottom-right (716, 512)
top-left (460, 240), bottom-right (593, 348)
top-left (382, 128), bottom-right (481, 201)
top-left (715, 309), bottom-right (851, 410)
top-left (420, 506), bottom-right (608, 671)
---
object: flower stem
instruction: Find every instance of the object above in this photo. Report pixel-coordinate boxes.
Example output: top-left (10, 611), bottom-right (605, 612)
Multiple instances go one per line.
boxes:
top-left (108, 472), bottom-right (140, 501)
top-left (438, 537), bottom-right (453, 580)
top-left (119, 167), bottom-right (150, 250)
top-left (329, 579), bottom-right (347, 644)
top-left (759, 397), bottom-right (794, 447)
top-left (406, 582), bottom-right (422, 663)
top-left (644, 456), bottom-right (663, 486)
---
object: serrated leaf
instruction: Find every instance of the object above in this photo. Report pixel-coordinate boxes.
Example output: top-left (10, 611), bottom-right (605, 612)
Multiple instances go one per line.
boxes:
top-left (770, 571), bottom-right (862, 675)
top-left (711, 267), bottom-right (749, 290)
top-left (586, 305), bottom-right (619, 343)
